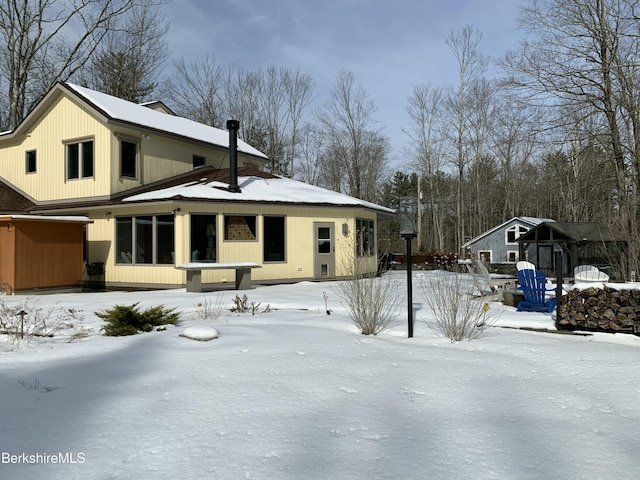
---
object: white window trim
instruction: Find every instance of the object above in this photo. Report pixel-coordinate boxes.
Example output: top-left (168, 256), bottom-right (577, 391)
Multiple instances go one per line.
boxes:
top-left (477, 250), bottom-right (493, 263)
top-left (505, 224), bottom-right (529, 245)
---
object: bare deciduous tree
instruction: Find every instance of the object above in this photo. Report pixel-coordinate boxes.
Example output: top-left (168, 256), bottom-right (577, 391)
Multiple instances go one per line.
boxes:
top-left (405, 83), bottom-right (449, 252)
top-left (502, 0), bottom-right (640, 273)
top-left (445, 25), bottom-right (488, 249)
top-left (315, 69), bottom-right (390, 202)
top-left (84, 0), bottom-right (168, 102)
top-left (0, 0), bottom-right (141, 130)
top-left (163, 54), bottom-right (227, 128)
top-left (165, 61), bottom-right (313, 177)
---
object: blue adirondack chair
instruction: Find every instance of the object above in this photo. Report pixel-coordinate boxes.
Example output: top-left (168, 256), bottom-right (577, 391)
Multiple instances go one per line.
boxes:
top-left (516, 269), bottom-right (557, 313)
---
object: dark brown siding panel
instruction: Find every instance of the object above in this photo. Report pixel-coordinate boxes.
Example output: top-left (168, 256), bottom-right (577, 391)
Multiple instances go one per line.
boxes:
top-left (0, 221), bottom-right (16, 291)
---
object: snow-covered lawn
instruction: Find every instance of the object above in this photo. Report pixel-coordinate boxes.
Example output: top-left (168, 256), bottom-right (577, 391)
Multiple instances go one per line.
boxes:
top-left (1, 271), bottom-right (639, 480)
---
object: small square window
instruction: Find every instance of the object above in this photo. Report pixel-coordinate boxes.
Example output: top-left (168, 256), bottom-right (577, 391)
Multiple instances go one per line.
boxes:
top-left (193, 155), bottom-right (205, 168)
top-left (224, 215), bottom-right (257, 241)
top-left (26, 150), bottom-right (36, 173)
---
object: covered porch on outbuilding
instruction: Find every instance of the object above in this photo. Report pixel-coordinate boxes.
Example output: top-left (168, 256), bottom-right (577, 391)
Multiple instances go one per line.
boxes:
top-left (517, 222), bottom-right (630, 281)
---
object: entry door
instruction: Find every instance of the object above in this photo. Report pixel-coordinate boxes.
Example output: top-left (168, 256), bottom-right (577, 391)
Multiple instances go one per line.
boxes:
top-left (314, 222), bottom-right (335, 279)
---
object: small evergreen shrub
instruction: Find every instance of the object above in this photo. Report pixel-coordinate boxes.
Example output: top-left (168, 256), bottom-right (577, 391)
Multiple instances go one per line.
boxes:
top-left (97, 303), bottom-right (179, 336)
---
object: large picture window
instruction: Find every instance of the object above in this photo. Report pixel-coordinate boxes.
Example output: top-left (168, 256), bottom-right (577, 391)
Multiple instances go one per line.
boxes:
top-left (263, 216), bottom-right (285, 262)
top-left (66, 140), bottom-right (93, 179)
top-left (190, 214), bottom-right (217, 262)
top-left (356, 218), bottom-right (375, 256)
top-left (116, 215), bottom-right (174, 265)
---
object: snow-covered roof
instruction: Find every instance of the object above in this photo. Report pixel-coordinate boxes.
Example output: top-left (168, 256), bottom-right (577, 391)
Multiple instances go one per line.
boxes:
top-left (64, 83), bottom-right (267, 160)
top-left (122, 167), bottom-right (395, 214)
top-left (463, 216), bottom-right (555, 248)
top-left (0, 214), bottom-right (92, 223)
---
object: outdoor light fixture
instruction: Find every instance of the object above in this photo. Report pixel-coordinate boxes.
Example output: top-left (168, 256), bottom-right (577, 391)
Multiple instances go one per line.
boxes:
top-left (342, 223), bottom-right (349, 236)
top-left (398, 198), bottom-right (418, 338)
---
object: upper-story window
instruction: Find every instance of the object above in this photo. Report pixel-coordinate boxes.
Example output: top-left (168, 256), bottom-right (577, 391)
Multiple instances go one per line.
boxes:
top-left (66, 140), bottom-right (94, 180)
top-left (121, 140), bottom-right (138, 178)
top-left (26, 150), bottom-right (36, 173)
top-left (193, 155), bottom-right (205, 168)
top-left (506, 224), bottom-right (529, 244)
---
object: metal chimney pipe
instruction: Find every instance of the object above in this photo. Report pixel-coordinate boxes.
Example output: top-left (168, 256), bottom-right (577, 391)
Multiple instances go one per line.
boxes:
top-left (227, 119), bottom-right (241, 193)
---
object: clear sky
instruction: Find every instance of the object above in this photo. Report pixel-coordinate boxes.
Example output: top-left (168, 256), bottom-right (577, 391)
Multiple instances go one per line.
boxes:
top-left (162, 0), bottom-right (524, 165)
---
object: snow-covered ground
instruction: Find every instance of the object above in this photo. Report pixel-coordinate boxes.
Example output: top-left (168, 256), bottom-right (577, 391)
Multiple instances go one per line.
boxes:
top-left (1, 270), bottom-right (639, 480)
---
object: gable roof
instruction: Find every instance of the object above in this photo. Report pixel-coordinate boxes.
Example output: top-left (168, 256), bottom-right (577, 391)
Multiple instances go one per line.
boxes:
top-left (120, 165), bottom-right (395, 214)
top-left (1, 82), bottom-right (267, 161)
top-left (517, 222), bottom-right (629, 244)
top-left (0, 178), bottom-right (36, 213)
top-left (462, 217), bottom-right (555, 248)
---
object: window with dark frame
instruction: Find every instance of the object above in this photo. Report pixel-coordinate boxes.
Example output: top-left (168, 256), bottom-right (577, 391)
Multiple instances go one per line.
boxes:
top-left (263, 216), bottom-right (285, 262)
top-left (82, 140), bottom-right (94, 177)
top-left (190, 214), bottom-right (217, 262)
top-left (506, 225), bottom-right (528, 244)
top-left (478, 250), bottom-right (492, 263)
top-left (66, 140), bottom-right (94, 180)
top-left (115, 215), bottom-right (175, 265)
top-left (121, 140), bottom-right (137, 178)
top-left (192, 155), bottom-right (206, 168)
top-left (356, 218), bottom-right (375, 256)
top-left (26, 150), bottom-right (36, 173)
top-left (67, 143), bottom-right (79, 179)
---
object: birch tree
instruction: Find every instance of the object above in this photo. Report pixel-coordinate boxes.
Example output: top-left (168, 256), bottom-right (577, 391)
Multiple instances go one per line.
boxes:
top-left (405, 83), bottom-right (448, 252)
top-left (445, 25), bottom-right (488, 249)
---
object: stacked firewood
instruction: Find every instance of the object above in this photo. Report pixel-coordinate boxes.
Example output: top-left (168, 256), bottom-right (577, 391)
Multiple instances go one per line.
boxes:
top-left (557, 286), bottom-right (640, 335)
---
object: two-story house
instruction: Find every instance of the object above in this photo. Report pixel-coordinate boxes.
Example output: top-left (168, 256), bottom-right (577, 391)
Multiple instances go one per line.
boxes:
top-left (0, 82), bottom-right (393, 292)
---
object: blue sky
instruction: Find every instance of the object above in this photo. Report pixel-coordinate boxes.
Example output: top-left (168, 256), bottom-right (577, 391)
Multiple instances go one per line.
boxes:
top-left (162, 0), bottom-right (524, 164)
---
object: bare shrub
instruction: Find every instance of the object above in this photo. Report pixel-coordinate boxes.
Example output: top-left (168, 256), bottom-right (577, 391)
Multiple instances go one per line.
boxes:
top-left (421, 271), bottom-right (499, 342)
top-left (0, 298), bottom-right (77, 345)
top-left (192, 294), bottom-right (224, 321)
top-left (229, 294), bottom-right (270, 315)
top-left (230, 294), bottom-right (249, 313)
top-left (335, 270), bottom-right (403, 335)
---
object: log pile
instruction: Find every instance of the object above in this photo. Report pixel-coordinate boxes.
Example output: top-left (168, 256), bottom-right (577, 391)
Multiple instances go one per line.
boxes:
top-left (557, 286), bottom-right (640, 335)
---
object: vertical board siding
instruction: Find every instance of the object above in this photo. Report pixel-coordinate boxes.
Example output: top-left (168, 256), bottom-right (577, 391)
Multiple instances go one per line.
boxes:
top-left (13, 221), bottom-right (84, 289)
top-left (86, 204), bottom-right (379, 287)
top-left (0, 222), bottom-right (16, 289)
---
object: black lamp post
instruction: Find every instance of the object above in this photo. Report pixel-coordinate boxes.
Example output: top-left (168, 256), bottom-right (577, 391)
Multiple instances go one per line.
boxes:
top-left (401, 231), bottom-right (417, 338)
top-left (399, 199), bottom-right (418, 338)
